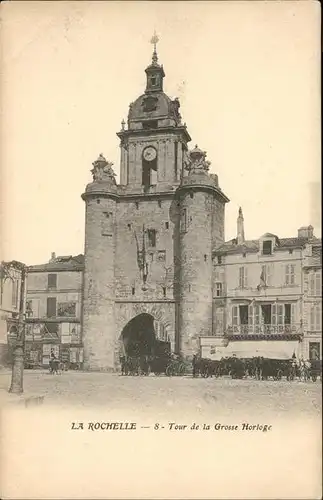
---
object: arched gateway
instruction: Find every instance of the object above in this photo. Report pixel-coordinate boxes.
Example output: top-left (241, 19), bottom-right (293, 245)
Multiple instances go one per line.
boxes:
top-left (119, 313), bottom-right (170, 359)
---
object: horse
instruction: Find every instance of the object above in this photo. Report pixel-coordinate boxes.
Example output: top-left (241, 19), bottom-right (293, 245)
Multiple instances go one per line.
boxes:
top-left (49, 358), bottom-right (60, 375)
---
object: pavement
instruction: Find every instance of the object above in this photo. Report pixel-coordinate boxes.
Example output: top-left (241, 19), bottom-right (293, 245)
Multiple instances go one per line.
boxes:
top-left (0, 368), bottom-right (321, 419)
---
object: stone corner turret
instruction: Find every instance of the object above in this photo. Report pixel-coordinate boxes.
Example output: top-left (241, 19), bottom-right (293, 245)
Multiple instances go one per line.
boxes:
top-left (82, 154), bottom-right (118, 200)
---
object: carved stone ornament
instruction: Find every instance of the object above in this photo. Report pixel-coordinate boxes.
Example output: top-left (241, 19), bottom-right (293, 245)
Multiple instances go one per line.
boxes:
top-left (91, 154), bottom-right (116, 183)
top-left (171, 97), bottom-right (181, 122)
top-left (185, 145), bottom-right (211, 174)
top-left (142, 95), bottom-right (158, 112)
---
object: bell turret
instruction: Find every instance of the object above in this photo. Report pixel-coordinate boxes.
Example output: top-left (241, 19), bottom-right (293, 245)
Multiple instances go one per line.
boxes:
top-left (145, 32), bottom-right (165, 93)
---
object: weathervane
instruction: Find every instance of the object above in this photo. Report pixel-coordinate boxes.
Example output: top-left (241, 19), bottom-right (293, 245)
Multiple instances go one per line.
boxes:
top-left (150, 31), bottom-right (159, 65)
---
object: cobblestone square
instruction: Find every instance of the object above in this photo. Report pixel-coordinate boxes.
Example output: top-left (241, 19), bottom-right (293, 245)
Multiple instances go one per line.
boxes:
top-left (1, 370), bottom-right (321, 420)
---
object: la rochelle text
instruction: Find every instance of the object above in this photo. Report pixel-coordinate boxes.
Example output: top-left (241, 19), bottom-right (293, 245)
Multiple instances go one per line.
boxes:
top-left (71, 422), bottom-right (272, 432)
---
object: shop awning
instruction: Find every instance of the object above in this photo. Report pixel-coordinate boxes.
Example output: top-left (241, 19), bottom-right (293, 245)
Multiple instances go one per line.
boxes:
top-left (220, 340), bottom-right (300, 360)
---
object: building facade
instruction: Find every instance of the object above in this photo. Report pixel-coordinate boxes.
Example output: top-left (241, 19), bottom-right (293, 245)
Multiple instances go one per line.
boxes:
top-left (302, 238), bottom-right (322, 361)
top-left (0, 261), bottom-right (24, 366)
top-left (81, 42), bottom-right (229, 370)
top-left (200, 218), bottom-right (322, 361)
top-left (25, 253), bottom-right (84, 368)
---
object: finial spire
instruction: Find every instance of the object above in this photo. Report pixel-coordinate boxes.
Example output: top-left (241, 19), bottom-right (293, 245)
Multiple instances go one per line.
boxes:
top-left (150, 31), bottom-right (159, 65)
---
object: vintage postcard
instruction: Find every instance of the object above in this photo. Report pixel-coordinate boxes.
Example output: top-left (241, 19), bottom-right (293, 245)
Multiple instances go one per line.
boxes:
top-left (0, 1), bottom-right (321, 499)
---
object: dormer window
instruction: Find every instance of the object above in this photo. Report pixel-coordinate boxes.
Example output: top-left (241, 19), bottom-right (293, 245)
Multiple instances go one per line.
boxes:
top-left (262, 240), bottom-right (273, 255)
top-left (151, 76), bottom-right (157, 86)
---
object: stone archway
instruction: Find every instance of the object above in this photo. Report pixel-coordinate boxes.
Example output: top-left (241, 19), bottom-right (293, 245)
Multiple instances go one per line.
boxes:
top-left (121, 313), bottom-right (155, 357)
top-left (114, 302), bottom-right (176, 369)
top-left (119, 313), bottom-right (171, 359)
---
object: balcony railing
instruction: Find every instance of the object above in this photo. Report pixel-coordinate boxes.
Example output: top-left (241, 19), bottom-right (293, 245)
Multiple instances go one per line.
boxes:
top-left (227, 324), bottom-right (301, 334)
top-left (225, 323), bottom-right (303, 340)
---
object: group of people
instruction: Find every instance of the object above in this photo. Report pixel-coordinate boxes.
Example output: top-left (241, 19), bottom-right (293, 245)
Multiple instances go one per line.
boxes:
top-left (192, 353), bottom-right (322, 381)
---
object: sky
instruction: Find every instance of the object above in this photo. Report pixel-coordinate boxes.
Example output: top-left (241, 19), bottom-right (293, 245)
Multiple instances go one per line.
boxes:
top-left (1, 1), bottom-right (321, 265)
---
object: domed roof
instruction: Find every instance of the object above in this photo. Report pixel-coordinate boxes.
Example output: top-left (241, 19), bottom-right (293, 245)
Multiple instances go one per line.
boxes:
top-left (128, 92), bottom-right (179, 123)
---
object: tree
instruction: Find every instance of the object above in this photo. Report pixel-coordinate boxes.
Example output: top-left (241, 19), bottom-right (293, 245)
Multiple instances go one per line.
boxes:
top-left (0, 260), bottom-right (27, 394)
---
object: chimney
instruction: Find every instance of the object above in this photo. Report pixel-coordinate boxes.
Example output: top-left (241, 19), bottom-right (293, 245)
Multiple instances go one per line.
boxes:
top-left (298, 226), bottom-right (314, 240)
top-left (50, 252), bottom-right (56, 262)
top-left (237, 207), bottom-right (245, 245)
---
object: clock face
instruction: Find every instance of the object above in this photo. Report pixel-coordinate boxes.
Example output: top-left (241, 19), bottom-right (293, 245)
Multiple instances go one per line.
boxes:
top-left (143, 147), bottom-right (157, 162)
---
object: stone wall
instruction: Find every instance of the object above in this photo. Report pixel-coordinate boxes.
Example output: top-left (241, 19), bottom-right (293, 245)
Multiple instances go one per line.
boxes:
top-left (82, 196), bottom-right (117, 371)
top-left (115, 197), bottom-right (176, 300)
top-left (179, 191), bottom-right (214, 356)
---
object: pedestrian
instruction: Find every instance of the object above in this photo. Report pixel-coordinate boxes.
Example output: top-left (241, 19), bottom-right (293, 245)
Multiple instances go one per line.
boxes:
top-left (192, 354), bottom-right (197, 378)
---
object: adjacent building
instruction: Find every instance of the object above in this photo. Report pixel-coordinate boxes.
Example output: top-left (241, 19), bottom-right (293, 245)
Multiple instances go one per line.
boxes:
top-left (0, 261), bottom-right (25, 366)
top-left (25, 253), bottom-right (84, 368)
top-left (200, 215), bottom-right (322, 361)
top-left (302, 238), bottom-right (322, 361)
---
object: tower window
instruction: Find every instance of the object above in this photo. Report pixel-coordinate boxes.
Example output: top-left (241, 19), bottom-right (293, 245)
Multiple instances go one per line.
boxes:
top-left (128, 223), bottom-right (132, 230)
top-left (132, 287), bottom-right (135, 296)
top-left (158, 200), bottom-right (162, 208)
top-left (180, 208), bottom-right (188, 233)
top-left (204, 254), bottom-right (207, 262)
top-left (162, 287), bottom-right (166, 298)
top-left (147, 229), bottom-right (156, 247)
top-left (190, 192), bottom-right (194, 199)
top-left (151, 76), bottom-right (157, 86)
top-left (96, 199), bottom-right (101, 204)
top-left (135, 202), bottom-right (139, 209)
top-left (165, 221), bottom-right (169, 230)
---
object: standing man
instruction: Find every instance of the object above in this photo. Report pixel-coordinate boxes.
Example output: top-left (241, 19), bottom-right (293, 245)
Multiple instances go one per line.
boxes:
top-left (192, 353), bottom-right (197, 378)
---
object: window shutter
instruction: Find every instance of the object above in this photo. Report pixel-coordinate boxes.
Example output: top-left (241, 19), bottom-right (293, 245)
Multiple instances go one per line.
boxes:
top-left (310, 306), bottom-right (315, 330)
top-left (255, 305), bottom-right (260, 325)
top-left (267, 264), bottom-right (272, 286)
top-left (315, 305), bottom-right (321, 330)
top-left (232, 305), bottom-right (239, 326)
top-left (291, 265), bottom-right (296, 285)
top-left (315, 272), bottom-right (321, 296)
top-left (309, 273), bottom-right (315, 295)
top-left (291, 303), bottom-right (296, 325)
top-left (271, 303), bottom-right (277, 325)
top-left (244, 267), bottom-right (248, 287)
top-left (285, 265), bottom-right (289, 285)
top-left (239, 267), bottom-right (245, 288)
top-left (238, 268), bottom-right (242, 288)
top-left (248, 304), bottom-right (253, 325)
top-left (277, 304), bottom-right (284, 325)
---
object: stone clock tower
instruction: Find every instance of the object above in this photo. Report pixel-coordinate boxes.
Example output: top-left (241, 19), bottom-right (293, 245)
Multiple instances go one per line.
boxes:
top-left (81, 36), bottom-right (229, 371)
